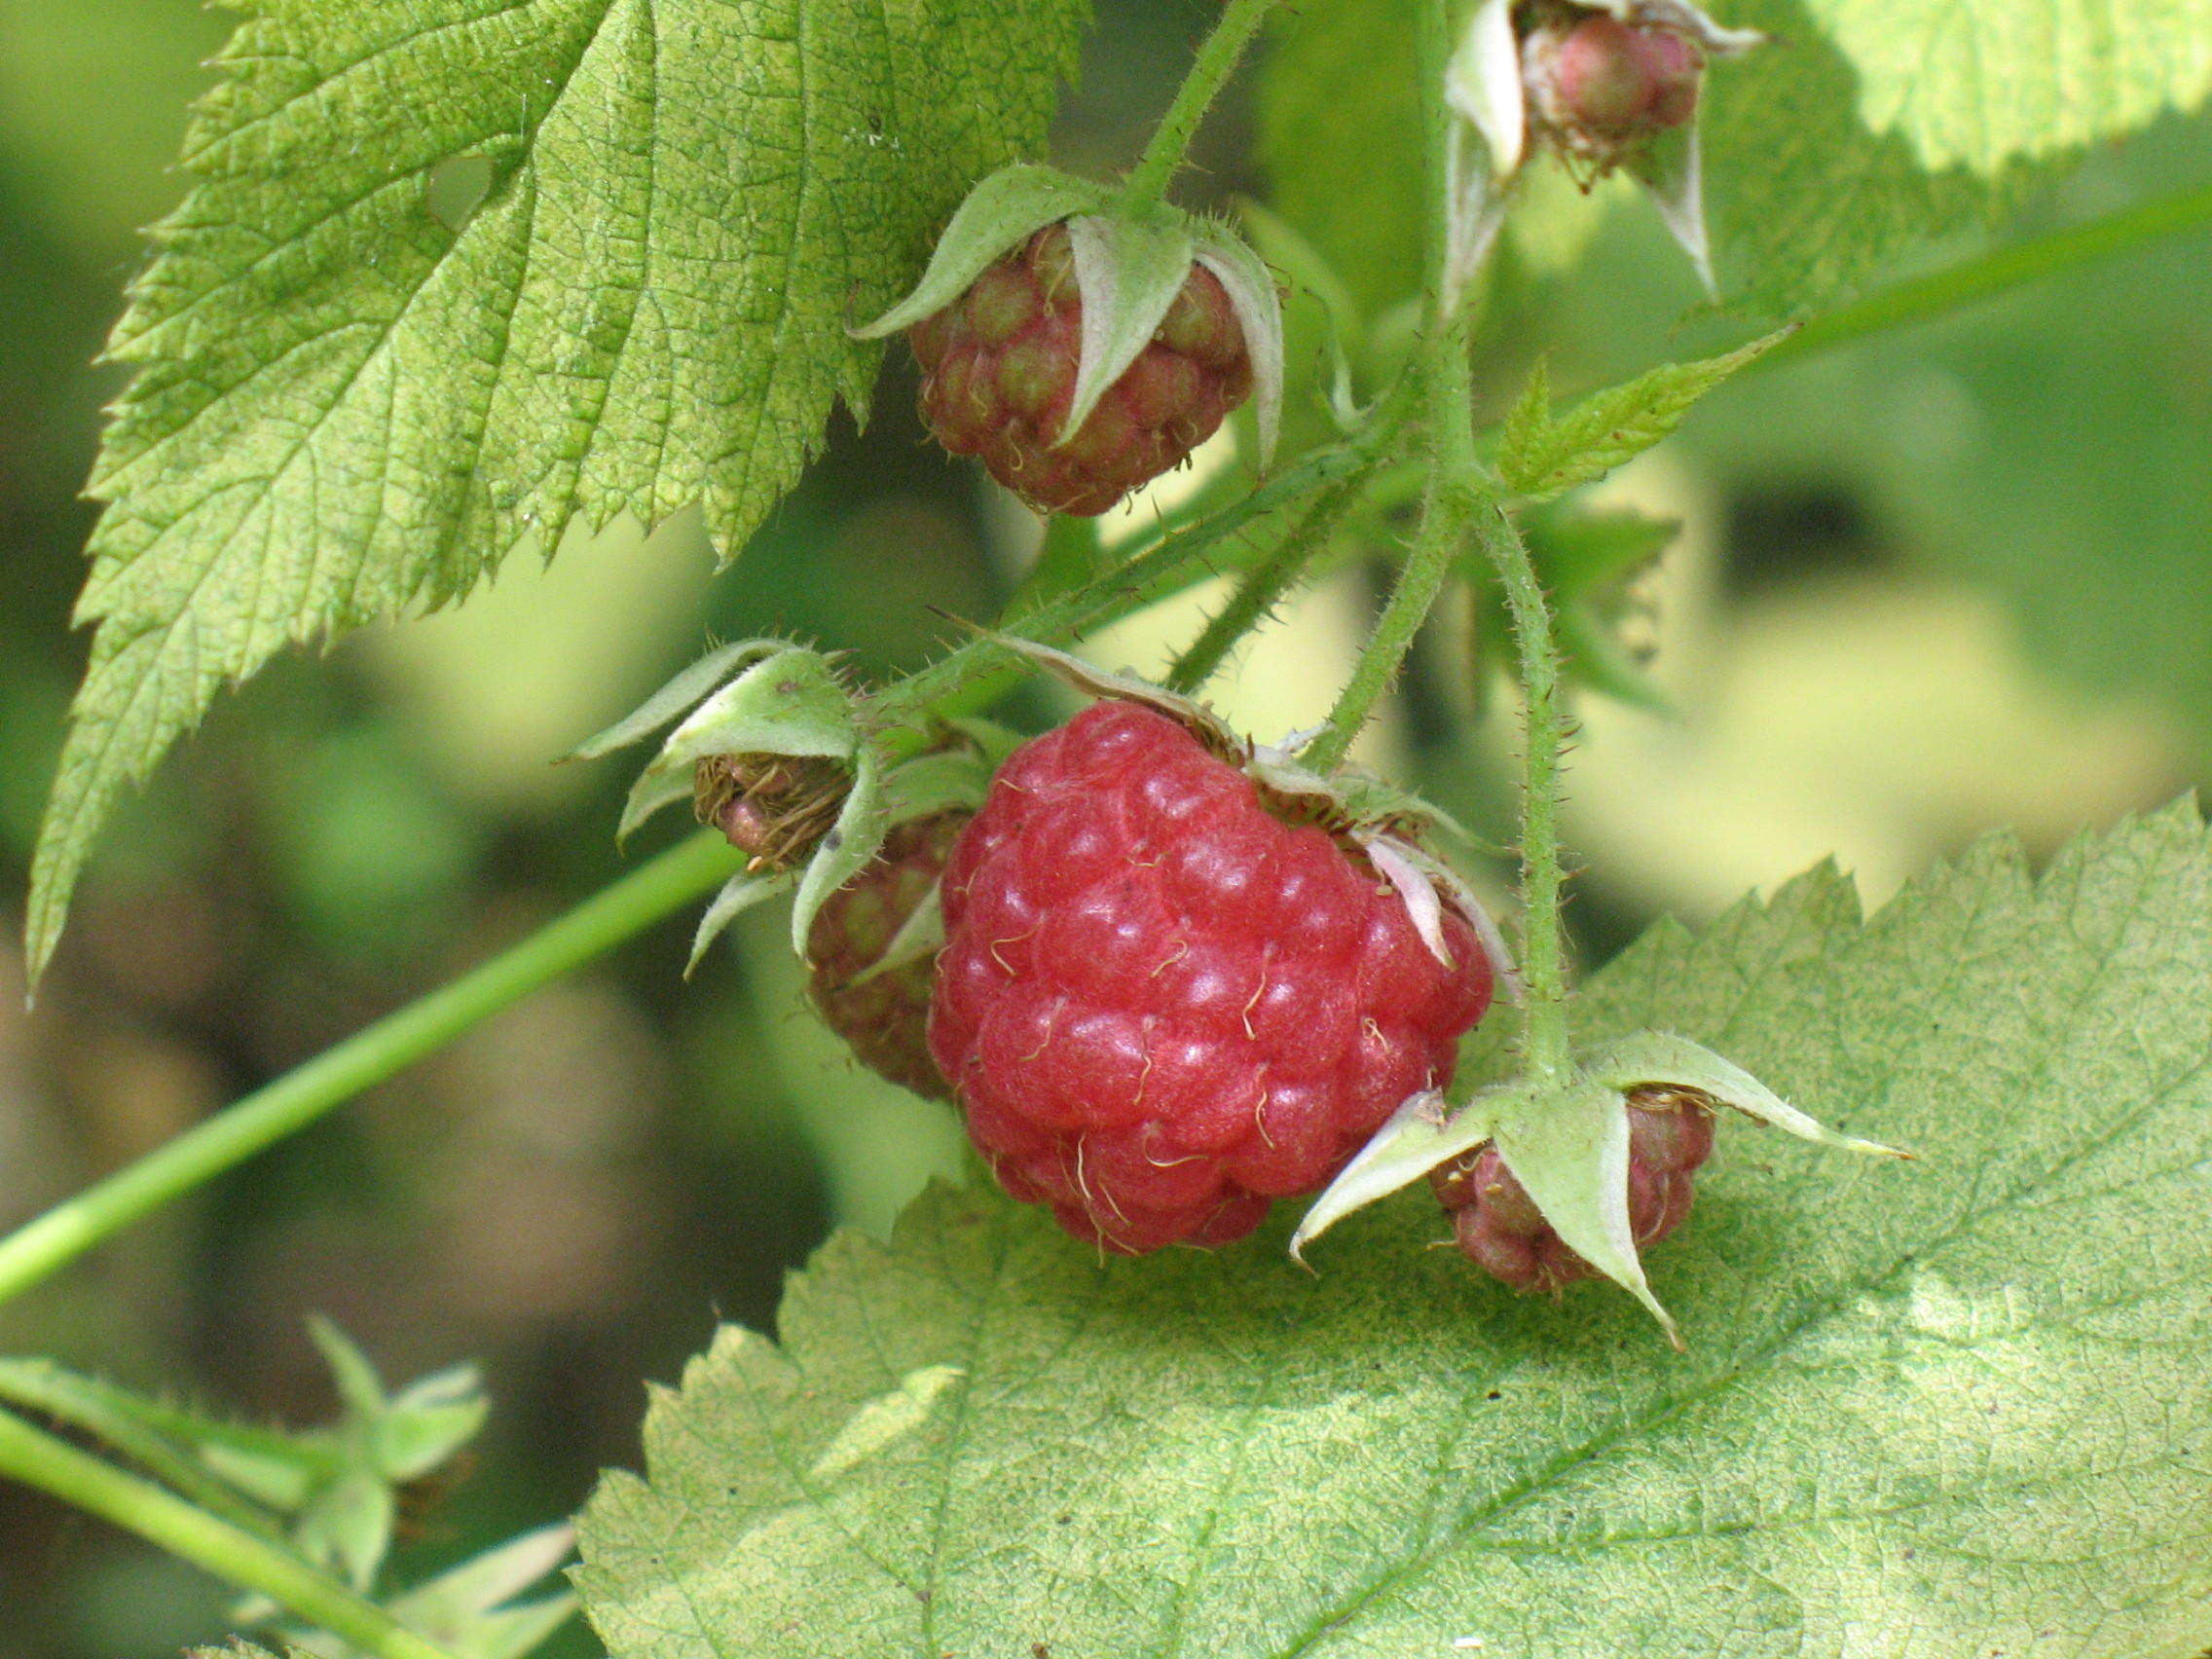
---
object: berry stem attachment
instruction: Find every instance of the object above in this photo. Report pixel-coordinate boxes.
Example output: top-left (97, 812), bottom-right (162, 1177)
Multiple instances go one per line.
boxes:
top-left (0, 1405), bottom-right (459, 1659)
top-left (1120, 0), bottom-right (1282, 215)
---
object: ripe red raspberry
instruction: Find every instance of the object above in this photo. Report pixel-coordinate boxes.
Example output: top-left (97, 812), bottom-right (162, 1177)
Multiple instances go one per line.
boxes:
top-left (806, 810), bottom-right (969, 1101)
top-left (929, 701), bottom-right (1495, 1254)
top-left (1433, 1086), bottom-right (1715, 1291)
top-left (908, 225), bottom-right (1255, 517)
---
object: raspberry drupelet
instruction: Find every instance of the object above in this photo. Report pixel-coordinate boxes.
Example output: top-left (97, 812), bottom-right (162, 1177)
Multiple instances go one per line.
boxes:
top-left (929, 701), bottom-right (1495, 1253)
top-left (806, 809), bottom-right (970, 1102)
top-left (909, 225), bottom-right (1255, 517)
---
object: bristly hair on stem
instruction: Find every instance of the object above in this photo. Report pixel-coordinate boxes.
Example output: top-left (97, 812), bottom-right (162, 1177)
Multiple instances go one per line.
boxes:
top-left (1120, 0), bottom-right (1285, 215)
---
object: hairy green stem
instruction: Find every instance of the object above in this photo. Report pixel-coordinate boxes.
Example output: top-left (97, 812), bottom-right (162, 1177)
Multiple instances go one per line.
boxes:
top-left (1762, 181), bottom-right (2212, 370)
top-left (1300, 463), bottom-right (1470, 776)
top-left (875, 441), bottom-right (1368, 738)
top-left (0, 832), bottom-right (743, 1308)
top-left (0, 1405), bottom-right (456, 1659)
top-left (1470, 498), bottom-right (1571, 1079)
top-left (1120, 0), bottom-right (1280, 213)
top-left (0, 1358), bottom-right (287, 1539)
top-left (1300, 0), bottom-right (1477, 776)
top-left (1164, 490), bottom-right (1345, 694)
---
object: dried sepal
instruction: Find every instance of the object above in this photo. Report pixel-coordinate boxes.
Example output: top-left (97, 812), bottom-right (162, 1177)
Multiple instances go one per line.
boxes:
top-left (694, 753), bottom-right (851, 871)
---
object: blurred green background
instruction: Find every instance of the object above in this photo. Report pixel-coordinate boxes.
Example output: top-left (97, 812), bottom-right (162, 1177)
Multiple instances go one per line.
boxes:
top-left (0, 1), bottom-right (2205, 1652)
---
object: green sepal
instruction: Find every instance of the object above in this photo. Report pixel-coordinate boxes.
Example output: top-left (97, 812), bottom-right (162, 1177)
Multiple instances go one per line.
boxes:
top-left (1492, 1080), bottom-right (1681, 1349)
top-left (377, 1363), bottom-right (492, 1484)
top-left (268, 1522), bottom-right (578, 1659)
top-left (852, 165), bottom-right (1111, 340)
top-left (843, 884), bottom-right (946, 991)
top-left (879, 747), bottom-right (994, 828)
top-left (1295, 1032), bottom-right (1908, 1343)
top-left (1579, 1031), bottom-right (1914, 1159)
top-left (367, 1522), bottom-right (576, 1659)
top-left (790, 744), bottom-right (888, 956)
top-left (1189, 223), bottom-right (1284, 468)
top-left (615, 646), bottom-right (860, 842)
top-left (1288, 1084), bottom-right (1512, 1263)
top-left (1062, 209), bottom-right (1199, 443)
top-left (563, 639), bottom-right (790, 761)
top-left (684, 870), bottom-right (793, 977)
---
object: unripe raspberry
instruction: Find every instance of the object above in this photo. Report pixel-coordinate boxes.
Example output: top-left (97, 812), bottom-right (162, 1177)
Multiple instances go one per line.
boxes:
top-left (911, 226), bottom-right (1255, 518)
top-left (1433, 1085), bottom-right (1715, 1291)
top-left (930, 701), bottom-right (1495, 1254)
top-left (1526, 13), bottom-right (1708, 165)
top-left (806, 810), bottom-right (969, 1101)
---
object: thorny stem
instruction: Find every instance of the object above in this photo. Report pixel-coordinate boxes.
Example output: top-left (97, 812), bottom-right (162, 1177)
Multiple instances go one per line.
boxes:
top-left (0, 1358), bottom-right (288, 1540)
top-left (1471, 496), bottom-right (1572, 1080)
top-left (1120, 0), bottom-right (1281, 214)
top-left (1301, 0), bottom-right (1480, 777)
top-left (1166, 373), bottom-right (1424, 696)
top-left (0, 1405), bottom-right (458, 1659)
top-left (1163, 479), bottom-right (1358, 694)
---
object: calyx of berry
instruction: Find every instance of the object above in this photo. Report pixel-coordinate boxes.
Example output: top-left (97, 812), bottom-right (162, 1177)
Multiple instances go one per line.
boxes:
top-left (1444, 0), bottom-right (1762, 300)
top-left (979, 633), bottom-right (1516, 989)
top-left (1291, 1031), bottom-right (1909, 1346)
top-left (574, 645), bottom-right (1018, 973)
top-left (854, 164), bottom-right (1284, 469)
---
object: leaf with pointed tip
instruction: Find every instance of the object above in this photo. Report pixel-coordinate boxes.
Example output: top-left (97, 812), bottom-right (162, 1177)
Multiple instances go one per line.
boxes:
top-left (26, 0), bottom-right (1089, 986)
top-left (578, 804), bottom-right (2212, 1657)
top-left (1496, 332), bottom-right (1790, 501)
top-left (853, 165), bottom-right (1111, 339)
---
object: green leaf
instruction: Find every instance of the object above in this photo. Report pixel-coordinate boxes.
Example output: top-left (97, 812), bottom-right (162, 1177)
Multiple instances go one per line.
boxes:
top-left (1799, 0), bottom-right (2212, 175)
top-left (577, 802), bottom-right (2212, 1656)
top-left (1496, 333), bottom-right (1788, 500)
top-left (26, 0), bottom-right (1089, 985)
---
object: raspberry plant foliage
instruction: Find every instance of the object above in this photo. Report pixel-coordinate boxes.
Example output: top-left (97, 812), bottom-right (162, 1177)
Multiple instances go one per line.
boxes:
top-left (578, 809), bottom-right (2212, 1658)
top-left (6, 0), bottom-right (2212, 1651)
top-left (23, 0), bottom-right (1088, 984)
